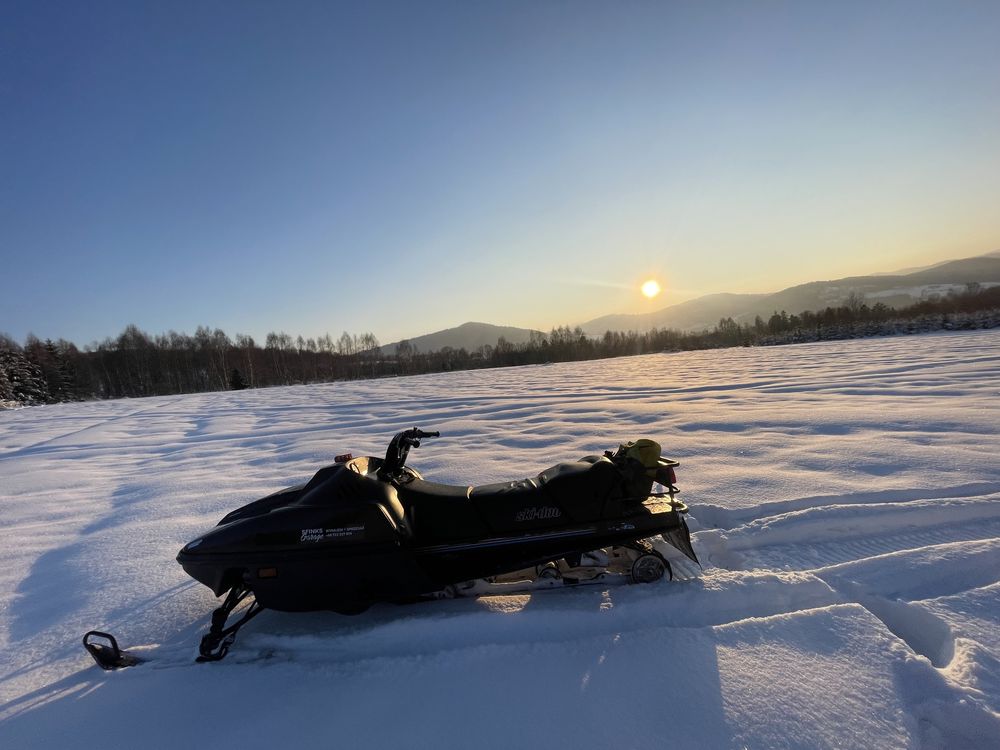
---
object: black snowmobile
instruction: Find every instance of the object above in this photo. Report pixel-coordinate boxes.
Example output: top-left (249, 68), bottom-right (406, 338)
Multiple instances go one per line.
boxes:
top-left (84, 428), bottom-right (697, 667)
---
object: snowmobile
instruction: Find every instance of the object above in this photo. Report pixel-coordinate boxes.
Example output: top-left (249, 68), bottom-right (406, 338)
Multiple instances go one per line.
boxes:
top-left (84, 428), bottom-right (697, 668)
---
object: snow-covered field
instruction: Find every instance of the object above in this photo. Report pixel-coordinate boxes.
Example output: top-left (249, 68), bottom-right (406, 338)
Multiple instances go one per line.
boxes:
top-left (2, 330), bottom-right (999, 749)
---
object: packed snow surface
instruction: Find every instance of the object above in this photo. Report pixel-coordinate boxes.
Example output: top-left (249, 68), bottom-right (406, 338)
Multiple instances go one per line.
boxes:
top-left (2, 330), bottom-right (1000, 749)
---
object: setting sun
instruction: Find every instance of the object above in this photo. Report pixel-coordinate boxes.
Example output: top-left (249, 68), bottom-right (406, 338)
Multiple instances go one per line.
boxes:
top-left (641, 279), bottom-right (662, 298)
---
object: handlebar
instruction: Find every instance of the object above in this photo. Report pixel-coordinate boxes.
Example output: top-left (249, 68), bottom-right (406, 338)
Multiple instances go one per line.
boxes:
top-left (380, 427), bottom-right (440, 479)
top-left (398, 428), bottom-right (439, 449)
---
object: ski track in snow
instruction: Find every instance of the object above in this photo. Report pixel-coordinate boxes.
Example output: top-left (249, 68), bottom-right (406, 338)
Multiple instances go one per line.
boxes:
top-left (1, 330), bottom-right (999, 749)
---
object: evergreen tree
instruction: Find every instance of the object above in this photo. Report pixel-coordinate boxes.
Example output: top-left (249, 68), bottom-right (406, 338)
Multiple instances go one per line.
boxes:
top-left (229, 368), bottom-right (248, 390)
top-left (0, 350), bottom-right (14, 402)
top-left (0, 344), bottom-right (49, 404)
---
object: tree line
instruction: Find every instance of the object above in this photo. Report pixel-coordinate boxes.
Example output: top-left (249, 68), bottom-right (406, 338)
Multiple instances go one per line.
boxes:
top-left (0, 327), bottom-right (384, 406)
top-left (3, 283), bottom-right (999, 408)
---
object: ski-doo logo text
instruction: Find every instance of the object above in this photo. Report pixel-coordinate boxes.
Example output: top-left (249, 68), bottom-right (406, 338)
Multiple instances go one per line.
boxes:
top-left (300, 528), bottom-right (324, 543)
top-left (514, 506), bottom-right (562, 522)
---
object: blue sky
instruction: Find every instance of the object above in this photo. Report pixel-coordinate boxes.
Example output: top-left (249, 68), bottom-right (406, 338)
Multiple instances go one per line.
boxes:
top-left (2, 1), bottom-right (999, 346)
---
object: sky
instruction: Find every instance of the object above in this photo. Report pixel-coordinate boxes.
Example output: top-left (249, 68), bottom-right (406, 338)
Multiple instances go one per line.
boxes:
top-left (2, 1), bottom-right (999, 347)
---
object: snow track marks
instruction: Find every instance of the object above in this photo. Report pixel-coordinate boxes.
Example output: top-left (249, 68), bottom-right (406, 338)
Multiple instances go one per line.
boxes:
top-left (695, 488), bottom-right (1000, 679)
top-left (691, 487), bottom-right (1000, 744)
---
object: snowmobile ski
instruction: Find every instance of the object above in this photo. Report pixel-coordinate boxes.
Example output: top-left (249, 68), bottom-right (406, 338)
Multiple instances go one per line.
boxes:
top-left (82, 630), bottom-right (143, 670)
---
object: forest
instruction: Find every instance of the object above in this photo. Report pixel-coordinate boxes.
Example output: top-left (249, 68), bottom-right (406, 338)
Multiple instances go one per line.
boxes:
top-left (3, 284), bottom-right (999, 407)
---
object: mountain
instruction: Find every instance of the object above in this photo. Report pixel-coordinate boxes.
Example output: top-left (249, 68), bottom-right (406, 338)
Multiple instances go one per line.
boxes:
top-left (580, 253), bottom-right (1000, 334)
top-left (868, 251), bottom-right (1000, 276)
top-left (381, 321), bottom-right (542, 355)
top-left (872, 259), bottom-right (953, 276)
top-left (379, 253), bottom-right (1000, 349)
top-left (581, 292), bottom-right (768, 334)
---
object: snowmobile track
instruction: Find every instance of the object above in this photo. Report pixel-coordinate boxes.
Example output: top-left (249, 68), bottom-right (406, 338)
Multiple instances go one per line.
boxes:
top-left (694, 493), bottom-right (1000, 574)
top-left (690, 489), bottom-right (1000, 679)
top-left (735, 517), bottom-right (1000, 571)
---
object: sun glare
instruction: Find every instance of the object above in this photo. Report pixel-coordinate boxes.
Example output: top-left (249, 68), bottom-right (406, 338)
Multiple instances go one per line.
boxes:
top-left (641, 279), bottom-right (661, 299)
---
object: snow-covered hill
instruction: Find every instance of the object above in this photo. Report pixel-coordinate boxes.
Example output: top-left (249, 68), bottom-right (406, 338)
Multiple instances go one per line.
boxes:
top-left (2, 330), bottom-right (999, 748)
top-left (581, 253), bottom-right (1000, 333)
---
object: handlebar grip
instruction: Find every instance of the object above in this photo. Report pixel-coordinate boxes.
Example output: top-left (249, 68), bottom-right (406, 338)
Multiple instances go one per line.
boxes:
top-left (414, 429), bottom-right (440, 438)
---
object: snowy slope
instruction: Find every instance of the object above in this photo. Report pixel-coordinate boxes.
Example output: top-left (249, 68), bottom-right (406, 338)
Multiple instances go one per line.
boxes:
top-left (2, 330), bottom-right (999, 748)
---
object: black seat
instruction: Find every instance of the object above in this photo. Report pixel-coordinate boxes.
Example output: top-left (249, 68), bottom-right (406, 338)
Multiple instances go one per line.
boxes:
top-left (536, 457), bottom-right (621, 522)
top-left (470, 457), bottom-right (622, 532)
top-left (396, 479), bottom-right (488, 544)
top-left (398, 457), bottom-right (626, 542)
top-left (469, 476), bottom-right (541, 503)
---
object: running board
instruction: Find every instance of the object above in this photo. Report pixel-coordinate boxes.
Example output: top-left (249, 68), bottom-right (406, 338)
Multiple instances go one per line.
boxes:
top-left (434, 544), bottom-right (679, 598)
top-left (448, 570), bottom-right (632, 597)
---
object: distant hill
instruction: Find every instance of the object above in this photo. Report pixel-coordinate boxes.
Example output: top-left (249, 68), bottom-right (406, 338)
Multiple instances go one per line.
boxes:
top-left (380, 253), bottom-right (1000, 349)
top-left (580, 253), bottom-right (1000, 334)
top-left (581, 292), bottom-right (768, 334)
top-left (746, 256), bottom-right (1000, 322)
top-left (381, 321), bottom-right (541, 355)
top-left (869, 251), bottom-right (1000, 276)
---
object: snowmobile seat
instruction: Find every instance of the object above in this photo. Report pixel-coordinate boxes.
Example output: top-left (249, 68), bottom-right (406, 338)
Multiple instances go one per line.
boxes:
top-left (465, 457), bottom-right (621, 532)
top-left (469, 476), bottom-right (541, 503)
top-left (396, 479), bottom-right (490, 544)
top-left (537, 457), bottom-right (622, 521)
top-left (469, 475), bottom-right (566, 533)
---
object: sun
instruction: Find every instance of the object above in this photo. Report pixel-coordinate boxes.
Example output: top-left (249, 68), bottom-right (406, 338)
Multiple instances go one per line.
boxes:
top-left (641, 279), bottom-right (662, 298)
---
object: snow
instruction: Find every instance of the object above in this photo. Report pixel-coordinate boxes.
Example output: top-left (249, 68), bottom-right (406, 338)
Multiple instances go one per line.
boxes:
top-left (2, 329), bottom-right (1000, 748)
top-left (866, 282), bottom-right (1000, 300)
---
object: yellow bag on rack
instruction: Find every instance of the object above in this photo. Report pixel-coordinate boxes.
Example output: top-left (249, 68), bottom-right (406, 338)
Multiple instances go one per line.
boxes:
top-left (617, 439), bottom-right (662, 475)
